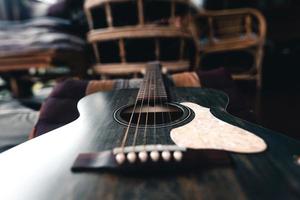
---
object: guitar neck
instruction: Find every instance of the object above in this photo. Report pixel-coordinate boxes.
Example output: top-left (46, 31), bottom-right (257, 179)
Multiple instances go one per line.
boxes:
top-left (137, 62), bottom-right (168, 102)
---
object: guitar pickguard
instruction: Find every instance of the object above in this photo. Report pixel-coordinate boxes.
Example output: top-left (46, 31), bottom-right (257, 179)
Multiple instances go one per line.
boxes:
top-left (171, 102), bottom-right (267, 153)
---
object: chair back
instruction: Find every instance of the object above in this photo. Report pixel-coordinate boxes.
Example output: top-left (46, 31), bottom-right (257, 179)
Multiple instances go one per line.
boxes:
top-left (194, 8), bottom-right (266, 45)
top-left (84, 0), bottom-right (199, 77)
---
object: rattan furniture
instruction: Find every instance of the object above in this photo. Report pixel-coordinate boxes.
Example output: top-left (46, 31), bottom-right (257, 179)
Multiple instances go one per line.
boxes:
top-left (193, 8), bottom-right (266, 88)
top-left (84, 0), bottom-right (199, 77)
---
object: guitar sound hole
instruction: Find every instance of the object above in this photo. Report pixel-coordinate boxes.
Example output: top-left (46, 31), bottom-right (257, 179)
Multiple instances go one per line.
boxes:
top-left (114, 103), bottom-right (192, 128)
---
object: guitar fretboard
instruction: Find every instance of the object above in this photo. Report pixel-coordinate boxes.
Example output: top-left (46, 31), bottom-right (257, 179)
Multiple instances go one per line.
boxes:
top-left (137, 62), bottom-right (168, 102)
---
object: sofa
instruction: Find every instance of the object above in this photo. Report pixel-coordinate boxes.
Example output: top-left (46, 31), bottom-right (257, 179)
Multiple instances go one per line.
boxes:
top-left (0, 0), bottom-right (87, 97)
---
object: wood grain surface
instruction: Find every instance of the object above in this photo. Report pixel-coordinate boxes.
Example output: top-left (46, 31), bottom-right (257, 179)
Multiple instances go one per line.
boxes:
top-left (0, 88), bottom-right (300, 200)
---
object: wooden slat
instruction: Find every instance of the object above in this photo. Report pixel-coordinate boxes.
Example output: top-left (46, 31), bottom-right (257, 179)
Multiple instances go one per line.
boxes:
top-left (88, 26), bottom-right (192, 43)
top-left (118, 39), bottom-right (126, 63)
top-left (137, 0), bottom-right (144, 25)
top-left (105, 2), bottom-right (113, 27)
top-left (245, 15), bottom-right (252, 35)
top-left (85, 0), bottom-right (191, 10)
top-left (199, 37), bottom-right (259, 53)
top-left (0, 56), bottom-right (51, 64)
top-left (232, 73), bottom-right (257, 80)
top-left (215, 26), bottom-right (244, 34)
top-left (85, 9), bottom-right (94, 30)
top-left (0, 55), bottom-right (52, 72)
top-left (0, 64), bottom-right (50, 72)
top-left (0, 50), bottom-right (54, 59)
top-left (92, 43), bottom-right (101, 62)
top-left (215, 17), bottom-right (243, 36)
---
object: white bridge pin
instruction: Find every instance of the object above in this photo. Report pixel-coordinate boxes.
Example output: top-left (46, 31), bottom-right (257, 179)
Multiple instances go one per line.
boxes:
top-left (150, 151), bottom-right (160, 162)
top-left (138, 151), bottom-right (148, 162)
top-left (115, 153), bottom-right (125, 165)
top-left (127, 152), bottom-right (137, 163)
top-left (173, 151), bottom-right (183, 162)
top-left (162, 151), bottom-right (171, 161)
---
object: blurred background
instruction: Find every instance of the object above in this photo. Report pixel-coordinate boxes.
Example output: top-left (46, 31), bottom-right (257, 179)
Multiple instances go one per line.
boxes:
top-left (0, 0), bottom-right (299, 152)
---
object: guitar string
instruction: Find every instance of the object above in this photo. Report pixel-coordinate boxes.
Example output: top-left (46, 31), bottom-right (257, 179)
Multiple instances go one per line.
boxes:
top-left (142, 70), bottom-right (154, 149)
top-left (153, 66), bottom-right (168, 146)
top-left (131, 70), bottom-right (152, 148)
top-left (153, 66), bottom-right (157, 146)
top-left (119, 65), bottom-right (168, 152)
top-left (164, 97), bottom-right (174, 145)
top-left (161, 73), bottom-right (173, 130)
top-left (157, 70), bottom-right (168, 145)
top-left (164, 97), bottom-right (173, 129)
top-left (120, 69), bottom-right (151, 149)
top-left (155, 71), bottom-right (173, 147)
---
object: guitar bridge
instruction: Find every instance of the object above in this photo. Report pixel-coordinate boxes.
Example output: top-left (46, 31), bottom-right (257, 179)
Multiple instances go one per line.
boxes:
top-left (72, 145), bottom-right (231, 173)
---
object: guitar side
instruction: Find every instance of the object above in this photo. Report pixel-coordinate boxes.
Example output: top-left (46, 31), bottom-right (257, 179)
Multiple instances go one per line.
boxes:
top-left (0, 88), bottom-right (299, 199)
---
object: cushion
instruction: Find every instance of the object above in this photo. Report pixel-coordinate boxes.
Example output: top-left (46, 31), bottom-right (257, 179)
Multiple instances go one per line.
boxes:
top-left (0, 0), bottom-right (82, 20)
top-left (0, 18), bottom-right (85, 58)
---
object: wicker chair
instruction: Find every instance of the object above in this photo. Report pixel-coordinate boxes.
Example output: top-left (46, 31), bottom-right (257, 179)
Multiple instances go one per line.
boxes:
top-left (84, 0), bottom-right (199, 77)
top-left (193, 8), bottom-right (266, 88)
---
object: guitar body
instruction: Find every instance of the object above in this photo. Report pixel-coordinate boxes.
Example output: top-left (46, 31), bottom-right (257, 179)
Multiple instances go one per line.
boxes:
top-left (1, 88), bottom-right (300, 200)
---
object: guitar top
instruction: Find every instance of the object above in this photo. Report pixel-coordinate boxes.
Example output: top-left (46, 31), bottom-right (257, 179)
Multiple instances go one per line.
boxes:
top-left (0, 63), bottom-right (300, 199)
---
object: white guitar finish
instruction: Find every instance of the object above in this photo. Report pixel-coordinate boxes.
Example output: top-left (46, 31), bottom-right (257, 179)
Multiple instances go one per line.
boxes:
top-left (171, 102), bottom-right (267, 153)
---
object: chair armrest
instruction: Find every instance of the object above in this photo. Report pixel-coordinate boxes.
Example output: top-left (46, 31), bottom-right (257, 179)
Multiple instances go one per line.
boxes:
top-left (194, 8), bottom-right (267, 45)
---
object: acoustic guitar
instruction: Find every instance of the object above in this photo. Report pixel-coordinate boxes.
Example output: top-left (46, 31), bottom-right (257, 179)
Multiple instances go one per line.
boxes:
top-left (0, 62), bottom-right (300, 199)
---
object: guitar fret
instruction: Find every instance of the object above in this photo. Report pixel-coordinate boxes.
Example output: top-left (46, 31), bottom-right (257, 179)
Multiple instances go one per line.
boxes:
top-left (137, 62), bottom-right (168, 101)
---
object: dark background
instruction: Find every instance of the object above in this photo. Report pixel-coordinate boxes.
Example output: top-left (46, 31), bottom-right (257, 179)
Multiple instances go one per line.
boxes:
top-left (201, 0), bottom-right (300, 91)
top-left (199, 0), bottom-right (300, 140)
